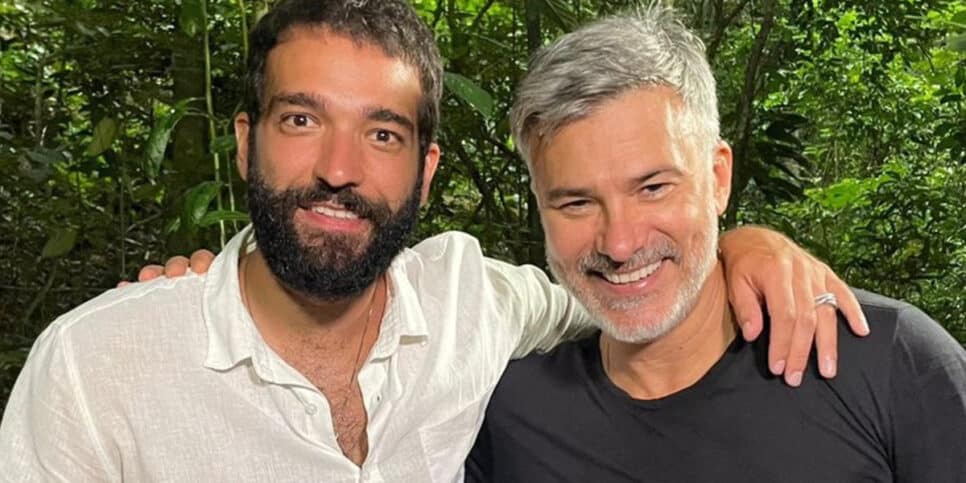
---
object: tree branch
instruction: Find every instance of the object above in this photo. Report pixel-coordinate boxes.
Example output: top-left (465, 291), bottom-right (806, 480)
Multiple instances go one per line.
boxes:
top-left (706, 0), bottom-right (752, 61)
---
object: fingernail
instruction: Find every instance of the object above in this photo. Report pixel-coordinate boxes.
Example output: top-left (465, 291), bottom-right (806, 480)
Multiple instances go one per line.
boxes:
top-left (787, 371), bottom-right (803, 387)
top-left (822, 357), bottom-right (837, 378)
top-left (771, 359), bottom-right (786, 375)
top-left (741, 321), bottom-right (753, 337)
top-left (861, 315), bottom-right (870, 335)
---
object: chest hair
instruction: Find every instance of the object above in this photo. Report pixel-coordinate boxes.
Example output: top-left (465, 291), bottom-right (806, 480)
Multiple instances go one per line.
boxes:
top-left (284, 344), bottom-right (371, 465)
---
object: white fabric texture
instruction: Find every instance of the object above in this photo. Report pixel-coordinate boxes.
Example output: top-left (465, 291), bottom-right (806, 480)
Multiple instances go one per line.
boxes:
top-left (0, 226), bottom-right (589, 482)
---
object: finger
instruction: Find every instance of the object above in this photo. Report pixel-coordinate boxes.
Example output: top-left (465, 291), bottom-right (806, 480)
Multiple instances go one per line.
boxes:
top-left (814, 295), bottom-right (839, 379)
top-left (827, 274), bottom-right (868, 336)
top-left (728, 276), bottom-right (764, 341)
top-left (137, 264), bottom-right (166, 282)
top-left (763, 260), bottom-right (796, 377)
top-left (189, 249), bottom-right (216, 274)
top-left (163, 256), bottom-right (190, 278)
top-left (781, 266), bottom-right (816, 387)
top-left (116, 281), bottom-right (130, 288)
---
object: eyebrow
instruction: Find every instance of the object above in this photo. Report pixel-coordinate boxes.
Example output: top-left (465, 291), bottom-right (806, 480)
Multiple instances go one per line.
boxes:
top-left (364, 107), bottom-right (415, 135)
top-left (545, 167), bottom-right (683, 202)
top-left (266, 92), bottom-right (325, 113)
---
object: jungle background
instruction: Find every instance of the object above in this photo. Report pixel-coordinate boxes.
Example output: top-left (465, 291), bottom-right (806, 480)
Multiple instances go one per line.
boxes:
top-left (1, 0), bottom-right (964, 412)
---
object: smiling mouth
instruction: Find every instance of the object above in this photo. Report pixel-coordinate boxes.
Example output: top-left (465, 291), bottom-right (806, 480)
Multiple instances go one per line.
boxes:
top-left (594, 259), bottom-right (665, 285)
top-left (304, 203), bottom-right (360, 220)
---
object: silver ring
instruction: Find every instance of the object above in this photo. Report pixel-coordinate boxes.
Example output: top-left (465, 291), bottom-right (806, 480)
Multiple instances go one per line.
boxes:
top-left (814, 292), bottom-right (838, 308)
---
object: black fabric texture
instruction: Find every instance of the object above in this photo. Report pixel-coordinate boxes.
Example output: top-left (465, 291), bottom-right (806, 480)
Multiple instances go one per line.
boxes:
top-left (466, 290), bottom-right (966, 483)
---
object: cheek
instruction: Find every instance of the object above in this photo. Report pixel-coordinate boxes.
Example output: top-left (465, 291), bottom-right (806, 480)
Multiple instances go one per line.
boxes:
top-left (256, 137), bottom-right (318, 184)
top-left (543, 215), bottom-right (593, 265)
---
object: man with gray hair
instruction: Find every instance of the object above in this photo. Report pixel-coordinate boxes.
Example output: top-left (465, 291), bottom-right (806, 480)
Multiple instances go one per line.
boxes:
top-left (468, 5), bottom-right (966, 481)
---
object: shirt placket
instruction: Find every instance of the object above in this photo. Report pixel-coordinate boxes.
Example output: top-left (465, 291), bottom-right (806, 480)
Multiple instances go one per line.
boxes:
top-left (288, 384), bottom-right (340, 450)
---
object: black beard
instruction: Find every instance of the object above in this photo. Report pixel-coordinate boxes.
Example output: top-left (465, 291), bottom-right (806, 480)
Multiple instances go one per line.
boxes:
top-left (247, 154), bottom-right (422, 302)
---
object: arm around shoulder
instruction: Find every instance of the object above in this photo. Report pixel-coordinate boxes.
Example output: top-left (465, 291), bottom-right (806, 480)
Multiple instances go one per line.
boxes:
top-left (482, 257), bottom-right (593, 359)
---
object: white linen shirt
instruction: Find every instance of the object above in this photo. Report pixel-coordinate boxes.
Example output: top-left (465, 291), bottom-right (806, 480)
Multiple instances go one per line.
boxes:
top-left (0, 226), bottom-right (588, 482)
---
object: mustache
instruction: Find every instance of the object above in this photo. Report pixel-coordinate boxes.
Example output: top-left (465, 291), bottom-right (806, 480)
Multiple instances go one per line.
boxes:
top-left (578, 239), bottom-right (680, 274)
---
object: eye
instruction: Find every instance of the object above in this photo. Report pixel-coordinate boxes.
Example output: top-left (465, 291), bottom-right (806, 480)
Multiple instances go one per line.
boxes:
top-left (371, 129), bottom-right (402, 144)
top-left (376, 130), bottom-right (392, 142)
top-left (281, 113), bottom-right (317, 129)
top-left (556, 199), bottom-right (593, 214)
top-left (640, 183), bottom-right (670, 198)
top-left (368, 129), bottom-right (407, 152)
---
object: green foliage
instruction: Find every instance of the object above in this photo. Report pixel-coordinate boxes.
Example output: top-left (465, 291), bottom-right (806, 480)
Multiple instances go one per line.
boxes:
top-left (84, 117), bottom-right (119, 157)
top-left (759, 160), bottom-right (966, 341)
top-left (1, 0), bottom-right (964, 412)
top-left (443, 72), bottom-right (495, 120)
top-left (41, 227), bottom-right (78, 259)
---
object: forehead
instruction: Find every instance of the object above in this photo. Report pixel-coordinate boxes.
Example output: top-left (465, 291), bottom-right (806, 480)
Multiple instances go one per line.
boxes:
top-left (264, 27), bottom-right (422, 115)
top-left (533, 87), bottom-right (692, 190)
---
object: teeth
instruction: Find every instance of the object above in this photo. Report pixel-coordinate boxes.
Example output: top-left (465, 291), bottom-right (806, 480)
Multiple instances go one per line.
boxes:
top-left (602, 260), bottom-right (662, 285)
top-left (310, 205), bottom-right (359, 220)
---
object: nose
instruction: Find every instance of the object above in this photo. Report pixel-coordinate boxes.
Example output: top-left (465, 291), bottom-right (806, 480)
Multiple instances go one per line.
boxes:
top-left (314, 128), bottom-right (364, 189)
top-left (596, 206), bottom-right (642, 263)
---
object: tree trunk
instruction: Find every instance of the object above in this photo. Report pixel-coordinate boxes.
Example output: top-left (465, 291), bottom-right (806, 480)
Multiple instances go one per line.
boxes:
top-left (170, 29), bottom-right (208, 193)
top-left (724, 0), bottom-right (776, 227)
top-left (168, 26), bottom-right (208, 251)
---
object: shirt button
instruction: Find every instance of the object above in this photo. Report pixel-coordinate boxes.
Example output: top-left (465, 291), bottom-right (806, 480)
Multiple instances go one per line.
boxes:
top-left (305, 404), bottom-right (317, 415)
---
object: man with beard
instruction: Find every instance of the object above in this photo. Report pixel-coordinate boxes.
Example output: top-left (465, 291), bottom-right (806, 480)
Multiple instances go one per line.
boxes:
top-left (467, 6), bottom-right (966, 482)
top-left (1, 1), bottom-right (868, 481)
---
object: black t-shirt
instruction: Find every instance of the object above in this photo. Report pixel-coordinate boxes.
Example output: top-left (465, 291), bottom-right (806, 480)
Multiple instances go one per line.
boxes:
top-left (466, 290), bottom-right (966, 482)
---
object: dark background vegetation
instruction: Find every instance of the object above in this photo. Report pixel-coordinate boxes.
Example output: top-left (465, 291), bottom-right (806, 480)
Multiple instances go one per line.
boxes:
top-left (1, 0), bottom-right (964, 413)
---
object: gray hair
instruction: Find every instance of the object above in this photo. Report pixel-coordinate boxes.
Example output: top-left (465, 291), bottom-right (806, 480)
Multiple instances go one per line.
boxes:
top-left (511, 3), bottom-right (719, 168)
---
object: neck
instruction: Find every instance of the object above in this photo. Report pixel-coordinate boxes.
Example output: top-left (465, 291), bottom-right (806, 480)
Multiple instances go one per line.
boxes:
top-left (239, 248), bottom-right (385, 347)
top-left (601, 262), bottom-right (736, 400)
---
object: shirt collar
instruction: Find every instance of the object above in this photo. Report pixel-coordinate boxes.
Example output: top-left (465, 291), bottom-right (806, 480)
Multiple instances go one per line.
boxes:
top-left (367, 248), bottom-right (430, 359)
top-left (202, 225), bottom-right (261, 371)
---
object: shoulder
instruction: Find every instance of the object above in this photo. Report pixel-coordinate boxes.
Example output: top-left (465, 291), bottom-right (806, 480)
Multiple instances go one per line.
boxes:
top-left (29, 275), bottom-right (208, 367)
top-left (844, 289), bottom-right (965, 381)
top-left (853, 289), bottom-right (962, 356)
top-left (394, 230), bottom-right (550, 293)
top-left (497, 334), bottom-right (599, 395)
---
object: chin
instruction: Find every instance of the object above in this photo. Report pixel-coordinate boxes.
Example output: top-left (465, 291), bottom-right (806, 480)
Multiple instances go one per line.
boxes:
top-left (596, 311), bottom-right (683, 344)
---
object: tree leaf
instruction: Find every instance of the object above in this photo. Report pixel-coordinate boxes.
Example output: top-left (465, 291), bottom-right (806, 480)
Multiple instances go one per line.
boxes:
top-left (947, 33), bottom-right (966, 53)
top-left (41, 228), bottom-right (78, 258)
top-left (209, 135), bottom-right (236, 154)
top-left (179, 0), bottom-right (205, 38)
top-left (143, 101), bottom-right (191, 179)
top-left (85, 117), bottom-right (119, 157)
top-left (26, 148), bottom-right (67, 166)
top-left (181, 181), bottom-right (222, 232)
top-left (131, 183), bottom-right (165, 202)
top-left (444, 72), bottom-right (495, 119)
top-left (198, 210), bottom-right (249, 227)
